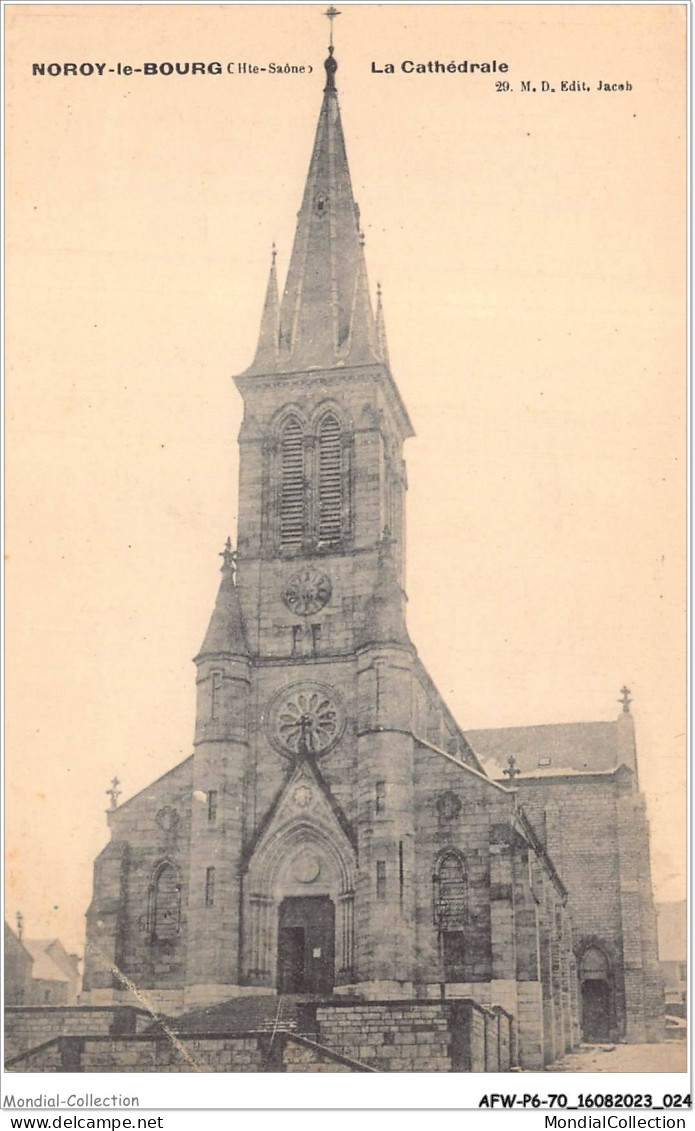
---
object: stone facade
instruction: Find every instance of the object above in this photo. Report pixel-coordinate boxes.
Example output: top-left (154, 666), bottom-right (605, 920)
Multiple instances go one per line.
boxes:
top-left (467, 708), bottom-right (663, 1044)
top-left (78, 43), bottom-right (663, 1070)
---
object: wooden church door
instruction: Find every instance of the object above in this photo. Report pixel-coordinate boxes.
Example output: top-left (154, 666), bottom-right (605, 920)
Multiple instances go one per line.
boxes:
top-left (277, 896), bottom-right (335, 994)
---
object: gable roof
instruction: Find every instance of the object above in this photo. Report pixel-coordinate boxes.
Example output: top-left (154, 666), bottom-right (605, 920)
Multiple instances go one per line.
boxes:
top-left (112, 754), bottom-right (193, 816)
top-left (413, 735), bottom-right (510, 795)
top-left (465, 720), bottom-right (619, 777)
top-left (23, 939), bottom-right (70, 983)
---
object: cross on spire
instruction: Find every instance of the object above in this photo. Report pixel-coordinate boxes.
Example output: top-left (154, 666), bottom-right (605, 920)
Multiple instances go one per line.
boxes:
top-left (325, 6), bottom-right (341, 46)
top-left (503, 754), bottom-right (520, 781)
top-left (619, 685), bottom-right (632, 714)
top-left (106, 776), bottom-right (121, 809)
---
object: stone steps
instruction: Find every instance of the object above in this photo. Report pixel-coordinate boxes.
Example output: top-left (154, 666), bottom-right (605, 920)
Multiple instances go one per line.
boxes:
top-left (152, 994), bottom-right (319, 1036)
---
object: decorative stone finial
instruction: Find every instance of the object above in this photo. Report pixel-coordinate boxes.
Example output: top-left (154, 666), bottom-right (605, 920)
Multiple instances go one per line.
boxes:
top-left (324, 44), bottom-right (338, 91)
top-left (16, 910), bottom-right (24, 941)
top-left (323, 9), bottom-right (340, 95)
top-left (503, 754), bottom-right (520, 781)
top-left (619, 685), bottom-right (632, 714)
top-left (219, 537), bottom-right (238, 581)
top-left (106, 776), bottom-right (121, 810)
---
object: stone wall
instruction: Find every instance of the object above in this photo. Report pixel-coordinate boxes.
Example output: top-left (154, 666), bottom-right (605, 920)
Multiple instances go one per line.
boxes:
top-left (299, 998), bottom-right (513, 1072)
top-left (514, 768), bottom-right (663, 1043)
top-left (5, 1031), bottom-right (371, 1074)
top-left (412, 742), bottom-right (512, 987)
top-left (83, 758), bottom-right (193, 1003)
top-left (6, 1001), bottom-right (513, 1073)
top-left (4, 1006), bottom-right (151, 1062)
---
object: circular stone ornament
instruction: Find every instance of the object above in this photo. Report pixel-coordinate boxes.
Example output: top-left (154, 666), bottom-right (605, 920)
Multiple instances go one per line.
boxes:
top-left (436, 791), bottom-right (462, 821)
top-left (155, 806), bottom-right (180, 833)
top-left (292, 853), bottom-right (321, 884)
top-left (283, 567), bottom-right (332, 617)
top-left (266, 680), bottom-right (345, 759)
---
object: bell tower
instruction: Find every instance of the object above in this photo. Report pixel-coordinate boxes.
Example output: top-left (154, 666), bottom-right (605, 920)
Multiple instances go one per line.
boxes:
top-left (227, 32), bottom-right (421, 997)
top-left (233, 42), bottom-right (413, 664)
top-left (183, 23), bottom-right (425, 1006)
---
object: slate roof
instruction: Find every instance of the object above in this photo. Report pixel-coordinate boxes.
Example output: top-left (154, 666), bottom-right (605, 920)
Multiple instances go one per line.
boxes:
top-left (465, 720), bottom-right (619, 777)
top-left (243, 48), bottom-right (381, 376)
top-left (196, 561), bottom-right (249, 659)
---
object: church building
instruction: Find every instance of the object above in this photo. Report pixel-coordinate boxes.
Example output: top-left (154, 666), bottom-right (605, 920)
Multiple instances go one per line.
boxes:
top-left (82, 40), bottom-right (663, 1069)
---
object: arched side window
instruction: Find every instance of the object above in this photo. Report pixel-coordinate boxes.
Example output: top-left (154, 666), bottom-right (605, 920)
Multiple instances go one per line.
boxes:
top-left (317, 412), bottom-right (343, 545)
top-left (149, 862), bottom-right (181, 943)
top-left (279, 416), bottom-right (305, 548)
top-left (433, 850), bottom-right (468, 931)
top-left (433, 850), bottom-right (468, 981)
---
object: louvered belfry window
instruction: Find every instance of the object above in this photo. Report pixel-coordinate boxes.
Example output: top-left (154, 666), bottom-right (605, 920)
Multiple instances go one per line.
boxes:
top-left (280, 416), bottom-right (305, 548)
top-left (318, 412), bottom-right (343, 544)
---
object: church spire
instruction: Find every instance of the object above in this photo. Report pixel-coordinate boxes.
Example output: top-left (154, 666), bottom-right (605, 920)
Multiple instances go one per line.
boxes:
top-left (244, 30), bottom-right (379, 374)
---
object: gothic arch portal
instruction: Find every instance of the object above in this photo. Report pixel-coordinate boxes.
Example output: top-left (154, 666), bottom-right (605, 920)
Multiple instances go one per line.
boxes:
top-left (577, 940), bottom-right (614, 1042)
top-left (243, 815), bottom-right (356, 990)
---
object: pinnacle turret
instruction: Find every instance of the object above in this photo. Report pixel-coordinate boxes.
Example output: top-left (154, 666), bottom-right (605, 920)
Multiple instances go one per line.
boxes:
top-left (358, 531), bottom-right (409, 648)
top-left (196, 541), bottom-right (249, 659)
top-left (249, 245), bottom-right (279, 371)
top-left (375, 282), bottom-right (390, 368)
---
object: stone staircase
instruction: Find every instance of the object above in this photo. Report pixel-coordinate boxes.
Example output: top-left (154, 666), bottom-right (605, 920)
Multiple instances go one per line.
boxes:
top-left (152, 994), bottom-right (319, 1037)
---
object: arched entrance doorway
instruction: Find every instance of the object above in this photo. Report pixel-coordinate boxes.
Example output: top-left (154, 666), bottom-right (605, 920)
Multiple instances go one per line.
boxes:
top-left (244, 805), bottom-right (356, 993)
top-left (580, 946), bottom-right (611, 1041)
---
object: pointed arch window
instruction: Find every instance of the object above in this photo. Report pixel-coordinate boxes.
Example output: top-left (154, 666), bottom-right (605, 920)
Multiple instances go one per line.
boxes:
top-left (580, 946), bottom-right (610, 982)
top-left (279, 416), bottom-right (305, 548)
top-left (317, 412), bottom-right (343, 544)
top-left (434, 850), bottom-right (468, 980)
top-left (149, 862), bottom-right (181, 943)
top-left (433, 850), bottom-right (468, 931)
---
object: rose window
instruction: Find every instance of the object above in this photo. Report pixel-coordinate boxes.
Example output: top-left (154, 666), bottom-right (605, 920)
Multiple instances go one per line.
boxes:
top-left (266, 681), bottom-right (345, 759)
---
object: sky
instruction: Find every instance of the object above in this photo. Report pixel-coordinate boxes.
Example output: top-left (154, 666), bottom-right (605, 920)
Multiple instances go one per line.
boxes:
top-left (5, 3), bottom-right (686, 956)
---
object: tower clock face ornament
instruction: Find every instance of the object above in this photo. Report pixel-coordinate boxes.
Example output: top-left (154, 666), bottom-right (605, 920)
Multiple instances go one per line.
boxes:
top-left (266, 681), bottom-right (346, 759)
top-left (283, 567), bottom-right (332, 616)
